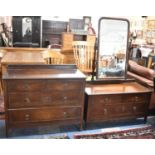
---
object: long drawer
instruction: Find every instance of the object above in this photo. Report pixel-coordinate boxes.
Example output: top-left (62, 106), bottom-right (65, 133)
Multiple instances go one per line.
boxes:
top-left (8, 107), bottom-right (81, 123)
top-left (88, 102), bottom-right (146, 121)
top-left (7, 79), bottom-right (84, 92)
top-left (8, 90), bottom-right (82, 108)
top-left (92, 93), bottom-right (149, 105)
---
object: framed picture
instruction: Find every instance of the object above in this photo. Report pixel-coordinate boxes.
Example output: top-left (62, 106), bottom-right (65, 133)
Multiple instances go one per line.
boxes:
top-left (83, 16), bottom-right (91, 25)
top-left (69, 18), bottom-right (84, 30)
top-left (83, 16), bottom-right (91, 30)
top-left (147, 20), bottom-right (155, 29)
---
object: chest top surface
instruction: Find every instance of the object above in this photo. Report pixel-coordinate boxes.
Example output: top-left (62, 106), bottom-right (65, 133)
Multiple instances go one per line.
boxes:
top-left (1, 51), bottom-right (46, 65)
top-left (85, 82), bottom-right (152, 95)
top-left (2, 64), bottom-right (86, 80)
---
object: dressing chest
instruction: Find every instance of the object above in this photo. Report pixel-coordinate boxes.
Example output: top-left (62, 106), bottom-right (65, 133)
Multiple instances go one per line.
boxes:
top-left (85, 82), bottom-right (152, 124)
top-left (3, 65), bottom-right (86, 136)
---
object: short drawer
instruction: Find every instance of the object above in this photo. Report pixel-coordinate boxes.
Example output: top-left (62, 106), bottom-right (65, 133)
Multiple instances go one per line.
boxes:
top-left (87, 104), bottom-right (133, 121)
top-left (88, 104), bottom-right (132, 117)
top-left (132, 102), bottom-right (147, 115)
top-left (8, 107), bottom-right (81, 123)
top-left (92, 94), bottom-right (123, 105)
top-left (123, 93), bottom-right (149, 103)
top-left (46, 80), bottom-right (84, 91)
top-left (8, 92), bottom-right (42, 108)
top-left (7, 80), bottom-right (45, 92)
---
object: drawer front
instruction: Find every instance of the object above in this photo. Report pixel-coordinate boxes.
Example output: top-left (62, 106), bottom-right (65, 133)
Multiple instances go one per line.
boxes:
top-left (8, 107), bottom-right (81, 123)
top-left (87, 93), bottom-right (149, 121)
top-left (8, 90), bottom-right (82, 108)
top-left (42, 90), bottom-right (82, 106)
top-left (7, 80), bottom-right (45, 92)
top-left (87, 103), bottom-right (145, 121)
top-left (88, 104), bottom-right (133, 117)
top-left (8, 92), bottom-right (42, 108)
top-left (46, 80), bottom-right (84, 91)
top-left (92, 94), bottom-right (123, 105)
top-left (132, 102), bottom-right (147, 115)
top-left (123, 93), bottom-right (149, 103)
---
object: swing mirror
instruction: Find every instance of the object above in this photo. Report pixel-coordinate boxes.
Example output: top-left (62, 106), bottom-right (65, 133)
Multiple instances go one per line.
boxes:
top-left (96, 17), bottom-right (130, 80)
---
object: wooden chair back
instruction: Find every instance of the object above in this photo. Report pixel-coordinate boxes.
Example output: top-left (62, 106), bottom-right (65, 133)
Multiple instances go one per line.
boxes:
top-left (72, 41), bottom-right (95, 74)
top-left (42, 50), bottom-right (64, 64)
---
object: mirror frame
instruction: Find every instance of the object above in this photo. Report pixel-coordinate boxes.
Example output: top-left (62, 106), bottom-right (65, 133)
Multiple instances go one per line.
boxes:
top-left (96, 17), bottom-right (130, 81)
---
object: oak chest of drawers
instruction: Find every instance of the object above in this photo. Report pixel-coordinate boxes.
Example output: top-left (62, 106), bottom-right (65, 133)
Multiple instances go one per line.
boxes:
top-left (3, 65), bottom-right (86, 136)
top-left (85, 82), bottom-right (152, 124)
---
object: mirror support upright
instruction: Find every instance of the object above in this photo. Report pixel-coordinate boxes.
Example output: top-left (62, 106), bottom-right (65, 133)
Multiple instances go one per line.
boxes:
top-left (91, 38), bottom-right (98, 81)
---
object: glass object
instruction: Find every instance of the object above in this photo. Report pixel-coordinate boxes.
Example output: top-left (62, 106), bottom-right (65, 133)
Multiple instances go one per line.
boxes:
top-left (96, 17), bottom-right (130, 80)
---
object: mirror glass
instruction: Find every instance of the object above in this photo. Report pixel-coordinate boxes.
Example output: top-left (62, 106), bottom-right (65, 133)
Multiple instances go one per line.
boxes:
top-left (22, 17), bottom-right (32, 42)
top-left (96, 17), bottom-right (129, 80)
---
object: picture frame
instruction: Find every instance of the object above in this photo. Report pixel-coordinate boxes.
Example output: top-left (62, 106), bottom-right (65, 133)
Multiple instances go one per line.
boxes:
top-left (69, 18), bottom-right (84, 30)
top-left (83, 16), bottom-right (91, 25)
top-left (147, 20), bottom-right (155, 29)
top-left (83, 16), bottom-right (91, 30)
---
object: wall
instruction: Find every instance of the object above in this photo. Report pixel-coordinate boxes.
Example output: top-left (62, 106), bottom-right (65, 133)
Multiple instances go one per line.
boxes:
top-left (42, 16), bottom-right (101, 35)
top-left (1, 16), bottom-right (155, 43)
top-left (0, 16), bottom-right (12, 31)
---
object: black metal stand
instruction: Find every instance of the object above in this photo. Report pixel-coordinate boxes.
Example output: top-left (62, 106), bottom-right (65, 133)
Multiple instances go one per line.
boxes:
top-left (91, 38), bottom-right (98, 81)
top-left (153, 77), bottom-right (155, 92)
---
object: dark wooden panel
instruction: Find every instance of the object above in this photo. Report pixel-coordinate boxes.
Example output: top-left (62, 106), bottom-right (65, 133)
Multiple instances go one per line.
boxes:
top-left (12, 16), bottom-right (22, 43)
top-left (42, 20), bottom-right (68, 47)
top-left (32, 16), bottom-right (41, 46)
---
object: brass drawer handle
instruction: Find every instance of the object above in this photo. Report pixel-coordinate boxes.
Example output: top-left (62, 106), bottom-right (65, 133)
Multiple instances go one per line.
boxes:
top-left (24, 98), bottom-right (30, 103)
top-left (122, 106), bottom-right (125, 112)
top-left (133, 106), bottom-right (137, 111)
top-left (24, 114), bottom-right (30, 121)
top-left (64, 83), bottom-right (68, 87)
top-left (104, 98), bottom-right (109, 103)
top-left (104, 109), bottom-right (107, 114)
top-left (63, 112), bottom-right (67, 117)
top-left (24, 84), bottom-right (29, 90)
top-left (63, 96), bottom-right (68, 100)
top-left (135, 96), bottom-right (139, 101)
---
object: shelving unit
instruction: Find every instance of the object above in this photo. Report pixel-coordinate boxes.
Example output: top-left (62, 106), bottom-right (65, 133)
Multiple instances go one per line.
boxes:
top-left (42, 20), bottom-right (68, 47)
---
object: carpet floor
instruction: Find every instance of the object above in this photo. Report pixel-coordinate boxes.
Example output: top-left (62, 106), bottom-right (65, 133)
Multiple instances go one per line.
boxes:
top-left (0, 116), bottom-right (155, 139)
top-left (0, 95), bottom-right (4, 113)
top-left (74, 125), bottom-right (155, 139)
